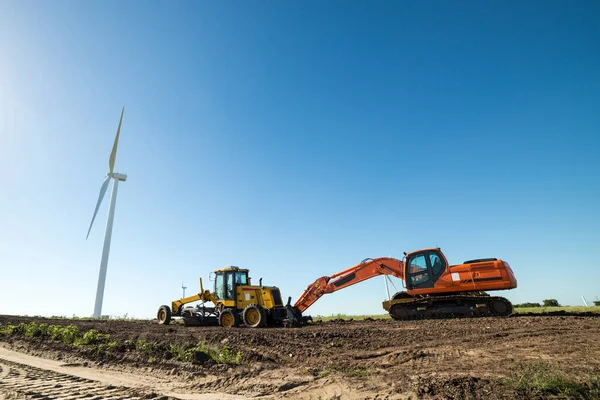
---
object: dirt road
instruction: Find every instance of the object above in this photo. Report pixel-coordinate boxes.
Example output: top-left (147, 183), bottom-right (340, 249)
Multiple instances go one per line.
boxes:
top-left (1, 314), bottom-right (599, 399)
top-left (0, 347), bottom-right (245, 400)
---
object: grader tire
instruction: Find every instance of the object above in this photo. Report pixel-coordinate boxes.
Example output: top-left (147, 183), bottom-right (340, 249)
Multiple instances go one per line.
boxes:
top-left (157, 305), bottom-right (172, 325)
top-left (243, 304), bottom-right (267, 328)
top-left (219, 308), bottom-right (240, 328)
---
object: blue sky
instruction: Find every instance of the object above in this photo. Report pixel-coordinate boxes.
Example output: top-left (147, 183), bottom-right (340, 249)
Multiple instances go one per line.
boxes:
top-left (1, 1), bottom-right (599, 318)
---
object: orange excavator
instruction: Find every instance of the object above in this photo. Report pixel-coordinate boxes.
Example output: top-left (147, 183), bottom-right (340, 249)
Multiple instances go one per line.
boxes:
top-left (293, 248), bottom-right (517, 320)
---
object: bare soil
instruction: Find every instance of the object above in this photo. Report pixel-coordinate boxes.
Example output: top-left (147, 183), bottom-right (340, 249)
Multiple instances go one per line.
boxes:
top-left (1, 314), bottom-right (599, 399)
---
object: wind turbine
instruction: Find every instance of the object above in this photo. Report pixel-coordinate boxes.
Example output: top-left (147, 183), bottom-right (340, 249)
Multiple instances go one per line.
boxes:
top-left (86, 107), bottom-right (127, 318)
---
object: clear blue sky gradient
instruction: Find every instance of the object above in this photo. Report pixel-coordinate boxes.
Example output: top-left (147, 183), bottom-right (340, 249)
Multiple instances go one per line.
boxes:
top-left (1, 1), bottom-right (599, 318)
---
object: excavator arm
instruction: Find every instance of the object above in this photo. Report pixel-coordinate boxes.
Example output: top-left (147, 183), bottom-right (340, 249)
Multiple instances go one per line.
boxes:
top-left (294, 257), bottom-right (405, 313)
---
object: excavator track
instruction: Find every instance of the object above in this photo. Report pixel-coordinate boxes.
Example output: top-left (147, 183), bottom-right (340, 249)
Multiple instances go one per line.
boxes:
top-left (388, 295), bottom-right (513, 321)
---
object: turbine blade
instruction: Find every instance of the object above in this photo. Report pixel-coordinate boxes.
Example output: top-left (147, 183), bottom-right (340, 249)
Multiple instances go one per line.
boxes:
top-left (86, 176), bottom-right (111, 240)
top-left (109, 107), bottom-right (124, 174)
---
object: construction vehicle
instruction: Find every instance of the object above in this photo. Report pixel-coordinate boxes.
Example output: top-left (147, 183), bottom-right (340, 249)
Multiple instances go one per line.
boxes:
top-left (157, 266), bottom-right (304, 327)
top-left (294, 248), bottom-right (518, 320)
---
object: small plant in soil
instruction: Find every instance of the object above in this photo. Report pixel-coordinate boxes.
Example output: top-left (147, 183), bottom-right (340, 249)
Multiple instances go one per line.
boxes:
top-left (504, 361), bottom-right (600, 399)
top-left (168, 342), bottom-right (243, 365)
top-left (76, 329), bottom-right (110, 346)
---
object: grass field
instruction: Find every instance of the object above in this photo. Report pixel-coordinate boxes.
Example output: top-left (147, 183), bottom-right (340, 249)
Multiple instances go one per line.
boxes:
top-left (313, 306), bottom-right (600, 321)
top-left (513, 305), bottom-right (600, 314)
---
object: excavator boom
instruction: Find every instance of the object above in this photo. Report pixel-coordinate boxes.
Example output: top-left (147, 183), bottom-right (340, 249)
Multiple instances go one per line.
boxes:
top-left (294, 257), bottom-right (404, 312)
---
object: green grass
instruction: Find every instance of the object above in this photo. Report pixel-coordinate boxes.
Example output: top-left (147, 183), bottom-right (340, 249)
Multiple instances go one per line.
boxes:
top-left (332, 365), bottom-right (369, 377)
top-left (0, 322), bottom-right (84, 345)
top-left (503, 362), bottom-right (600, 399)
top-left (312, 306), bottom-right (600, 321)
top-left (513, 306), bottom-right (600, 314)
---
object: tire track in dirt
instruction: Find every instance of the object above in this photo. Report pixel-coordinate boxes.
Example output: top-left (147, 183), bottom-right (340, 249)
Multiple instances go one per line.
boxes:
top-left (0, 358), bottom-right (170, 399)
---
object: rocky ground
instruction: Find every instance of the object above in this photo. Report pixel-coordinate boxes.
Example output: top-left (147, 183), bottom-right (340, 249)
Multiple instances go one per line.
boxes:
top-left (1, 314), bottom-right (599, 399)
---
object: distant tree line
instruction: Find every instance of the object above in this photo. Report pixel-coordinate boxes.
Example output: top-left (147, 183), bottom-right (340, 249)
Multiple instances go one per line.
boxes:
top-left (514, 299), bottom-right (561, 308)
top-left (514, 302), bottom-right (542, 308)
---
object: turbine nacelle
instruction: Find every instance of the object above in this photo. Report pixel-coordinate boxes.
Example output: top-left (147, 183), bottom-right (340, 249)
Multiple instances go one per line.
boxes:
top-left (108, 172), bottom-right (128, 181)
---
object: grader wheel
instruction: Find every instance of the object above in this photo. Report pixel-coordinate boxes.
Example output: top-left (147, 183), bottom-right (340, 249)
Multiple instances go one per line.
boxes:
top-left (157, 305), bottom-right (172, 325)
top-left (243, 304), bottom-right (267, 328)
top-left (219, 308), bottom-right (240, 328)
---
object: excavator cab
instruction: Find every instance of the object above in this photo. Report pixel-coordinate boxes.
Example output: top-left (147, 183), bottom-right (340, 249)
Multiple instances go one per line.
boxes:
top-left (405, 249), bottom-right (448, 290)
top-left (404, 247), bottom-right (518, 295)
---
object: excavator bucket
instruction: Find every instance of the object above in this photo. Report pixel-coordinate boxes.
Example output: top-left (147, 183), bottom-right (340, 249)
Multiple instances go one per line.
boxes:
top-left (284, 297), bottom-right (312, 327)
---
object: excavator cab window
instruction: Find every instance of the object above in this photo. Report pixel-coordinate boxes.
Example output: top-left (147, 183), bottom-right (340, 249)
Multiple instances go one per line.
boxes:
top-left (430, 253), bottom-right (444, 276)
top-left (407, 254), bottom-right (431, 288)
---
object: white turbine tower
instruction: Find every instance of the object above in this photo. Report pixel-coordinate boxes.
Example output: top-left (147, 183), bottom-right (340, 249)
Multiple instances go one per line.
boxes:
top-left (86, 107), bottom-right (127, 318)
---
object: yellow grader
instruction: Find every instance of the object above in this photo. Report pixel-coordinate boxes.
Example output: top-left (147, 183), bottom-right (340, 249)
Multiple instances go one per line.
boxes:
top-left (157, 266), bottom-right (304, 327)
